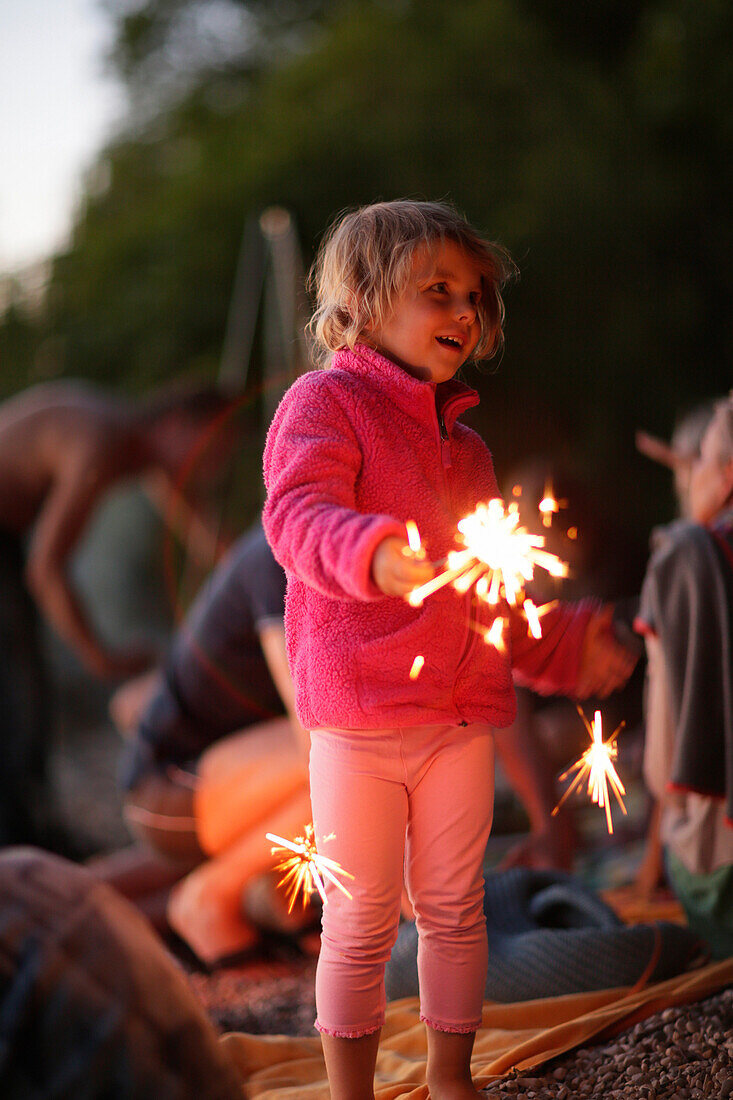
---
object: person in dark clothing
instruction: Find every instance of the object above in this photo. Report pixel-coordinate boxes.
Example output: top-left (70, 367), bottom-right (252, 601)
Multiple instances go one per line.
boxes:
top-left (116, 521), bottom-right (303, 865)
top-left (94, 522), bottom-right (312, 960)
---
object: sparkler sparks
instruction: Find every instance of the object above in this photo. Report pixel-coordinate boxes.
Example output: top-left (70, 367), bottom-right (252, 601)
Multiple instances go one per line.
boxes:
top-left (406, 500), bottom-right (568, 646)
top-left (485, 616), bottom-right (505, 651)
top-left (409, 654), bottom-right (425, 680)
top-left (539, 481), bottom-right (560, 527)
top-left (523, 598), bottom-right (542, 639)
top-left (552, 708), bottom-right (627, 835)
top-left (266, 824), bottom-right (354, 912)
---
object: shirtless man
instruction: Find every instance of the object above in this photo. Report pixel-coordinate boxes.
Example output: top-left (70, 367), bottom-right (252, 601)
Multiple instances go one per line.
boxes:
top-left (0, 378), bottom-right (236, 845)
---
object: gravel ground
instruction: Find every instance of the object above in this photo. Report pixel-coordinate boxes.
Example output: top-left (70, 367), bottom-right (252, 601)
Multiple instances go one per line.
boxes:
top-left (187, 954), bottom-right (318, 1036)
top-left (487, 989), bottom-right (733, 1099)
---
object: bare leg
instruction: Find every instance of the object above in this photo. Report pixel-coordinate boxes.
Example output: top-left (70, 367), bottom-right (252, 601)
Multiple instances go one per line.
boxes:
top-left (320, 1031), bottom-right (381, 1100)
top-left (493, 689), bottom-right (577, 872)
top-left (426, 1028), bottom-right (483, 1099)
top-left (634, 797), bottom-right (666, 897)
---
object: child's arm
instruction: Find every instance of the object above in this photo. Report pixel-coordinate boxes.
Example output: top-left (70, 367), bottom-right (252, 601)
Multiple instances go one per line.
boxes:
top-left (574, 605), bottom-right (639, 697)
top-left (510, 600), bottom-right (637, 699)
top-left (263, 375), bottom-right (418, 600)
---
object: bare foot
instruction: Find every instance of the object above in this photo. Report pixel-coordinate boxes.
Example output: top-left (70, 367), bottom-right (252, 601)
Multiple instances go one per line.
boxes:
top-left (426, 1082), bottom-right (484, 1099)
top-left (426, 1028), bottom-right (483, 1098)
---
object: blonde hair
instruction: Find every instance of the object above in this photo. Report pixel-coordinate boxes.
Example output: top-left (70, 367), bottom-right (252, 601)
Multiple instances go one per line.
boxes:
top-left (307, 200), bottom-right (516, 368)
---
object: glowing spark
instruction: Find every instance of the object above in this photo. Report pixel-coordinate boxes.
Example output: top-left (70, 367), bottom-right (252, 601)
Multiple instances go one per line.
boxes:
top-left (539, 481), bottom-right (569, 527)
top-left (552, 708), bottom-right (627, 835)
top-left (539, 481), bottom-right (560, 528)
top-left (266, 824), bottom-right (354, 912)
top-left (407, 499), bottom-right (568, 642)
top-left (523, 598), bottom-right (542, 639)
top-left (567, 526), bottom-right (578, 540)
top-left (405, 520), bottom-right (423, 556)
top-left (485, 617), bottom-right (505, 651)
top-left (409, 654), bottom-right (425, 680)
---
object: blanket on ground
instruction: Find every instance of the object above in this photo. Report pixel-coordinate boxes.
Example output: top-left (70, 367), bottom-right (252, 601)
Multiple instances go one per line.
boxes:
top-left (220, 956), bottom-right (733, 1098)
top-left (386, 869), bottom-right (700, 1002)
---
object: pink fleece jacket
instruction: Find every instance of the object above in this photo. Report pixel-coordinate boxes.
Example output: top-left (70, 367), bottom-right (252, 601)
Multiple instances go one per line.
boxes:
top-left (263, 344), bottom-right (595, 731)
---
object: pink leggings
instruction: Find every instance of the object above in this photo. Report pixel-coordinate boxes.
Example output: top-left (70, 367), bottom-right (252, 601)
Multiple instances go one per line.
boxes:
top-left (309, 723), bottom-right (494, 1037)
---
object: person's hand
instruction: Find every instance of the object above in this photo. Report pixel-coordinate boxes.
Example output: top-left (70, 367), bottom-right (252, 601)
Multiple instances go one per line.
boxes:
top-left (635, 430), bottom-right (681, 470)
top-left (371, 535), bottom-right (435, 598)
top-left (574, 605), bottom-right (638, 698)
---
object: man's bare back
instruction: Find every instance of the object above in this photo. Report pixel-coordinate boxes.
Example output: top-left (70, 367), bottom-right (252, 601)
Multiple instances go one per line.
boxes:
top-left (0, 380), bottom-right (234, 678)
top-left (0, 382), bottom-right (149, 533)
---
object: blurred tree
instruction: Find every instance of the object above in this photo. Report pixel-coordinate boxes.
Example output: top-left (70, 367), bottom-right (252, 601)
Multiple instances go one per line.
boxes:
top-left (519, 0), bottom-right (648, 64)
top-left (1, 0), bottom-right (730, 573)
top-left (0, 300), bottom-right (41, 398)
top-left (102, 0), bottom-right (342, 119)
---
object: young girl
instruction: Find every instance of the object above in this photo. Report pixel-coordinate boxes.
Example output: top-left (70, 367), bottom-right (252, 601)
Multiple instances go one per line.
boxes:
top-left (263, 200), bottom-right (635, 1100)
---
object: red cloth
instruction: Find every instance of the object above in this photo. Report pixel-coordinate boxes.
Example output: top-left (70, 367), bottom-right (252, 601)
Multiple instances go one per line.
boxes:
top-left (263, 344), bottom-right (594, 731)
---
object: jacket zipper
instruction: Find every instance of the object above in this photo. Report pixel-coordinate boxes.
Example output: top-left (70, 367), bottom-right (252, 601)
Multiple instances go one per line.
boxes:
top-left (431, 396), bottom-right (452, 515)
top-left (437, 408), bottom-right (452, 469)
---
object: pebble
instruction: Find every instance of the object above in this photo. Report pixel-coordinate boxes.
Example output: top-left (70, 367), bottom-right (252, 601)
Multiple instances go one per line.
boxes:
top-left (487, 988), bottom-right (732, 1099)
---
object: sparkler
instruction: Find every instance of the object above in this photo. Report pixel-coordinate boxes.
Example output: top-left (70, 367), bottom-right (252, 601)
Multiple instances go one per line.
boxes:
top-left (406, 499), bottom-right (568, 645)
top-left (405, 519), bottom-right (426, 560)
top-left (266, 824), bottom-right (354, 912)
top-left (552, 707), bottom-right (627, 835)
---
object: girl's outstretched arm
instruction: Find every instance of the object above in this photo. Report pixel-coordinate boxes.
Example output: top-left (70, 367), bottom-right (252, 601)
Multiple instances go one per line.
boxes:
top-left (263, 373), bottom-right (406, 601)
top-left (510, 599), bottom-right (637, 699)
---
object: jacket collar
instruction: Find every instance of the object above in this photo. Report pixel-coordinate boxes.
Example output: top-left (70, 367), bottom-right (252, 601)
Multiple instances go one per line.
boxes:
top-left (330, 343), bottom-right (480, 431)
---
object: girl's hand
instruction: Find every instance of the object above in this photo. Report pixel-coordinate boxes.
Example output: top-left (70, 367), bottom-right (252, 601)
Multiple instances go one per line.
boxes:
top-left (371, 535), bottom-right (435, 598)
